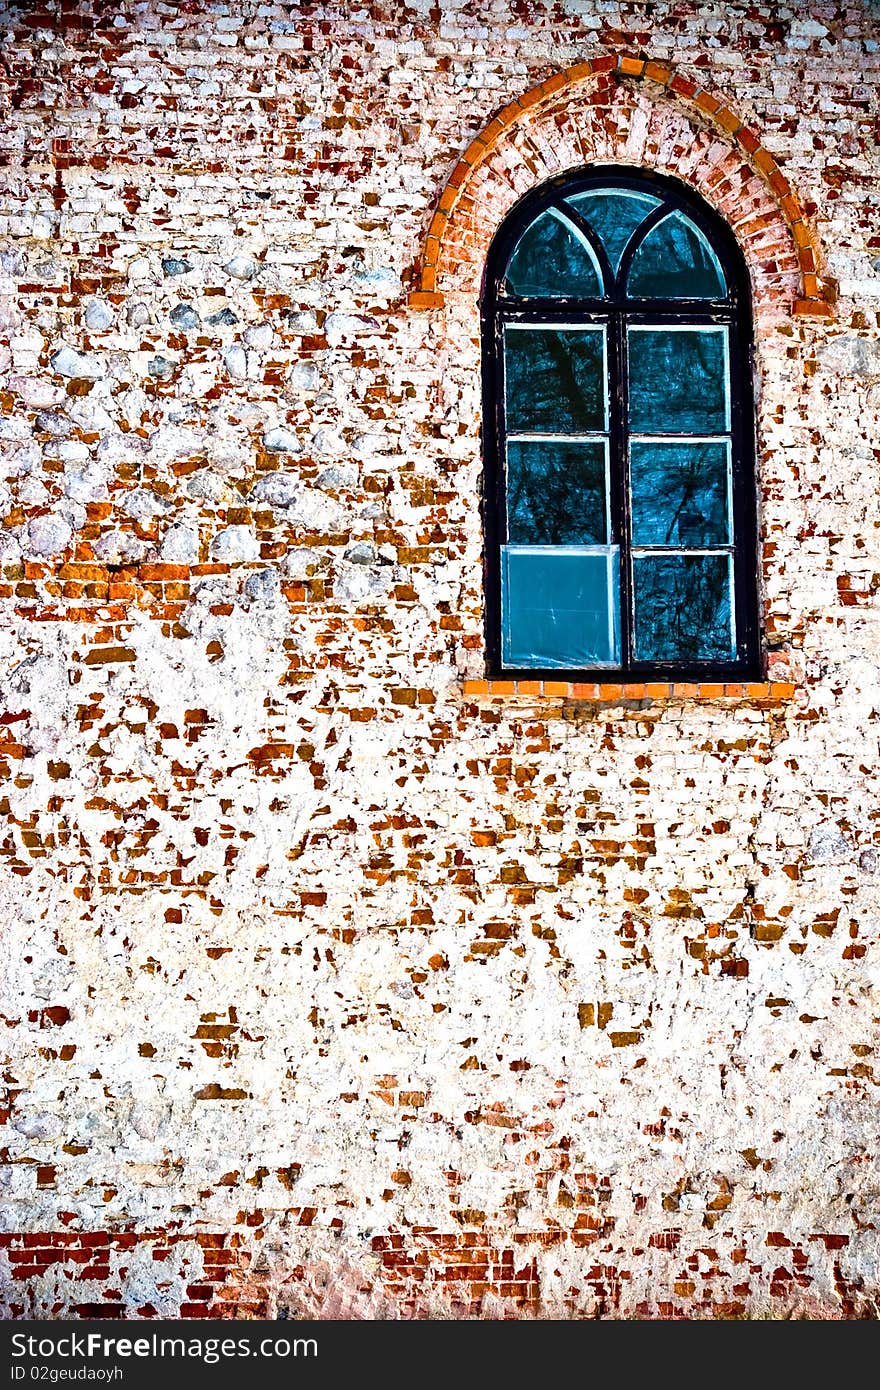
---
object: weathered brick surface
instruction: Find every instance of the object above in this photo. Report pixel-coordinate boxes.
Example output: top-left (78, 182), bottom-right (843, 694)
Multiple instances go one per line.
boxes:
top-left (0, 1), bottom-right (878, 1319)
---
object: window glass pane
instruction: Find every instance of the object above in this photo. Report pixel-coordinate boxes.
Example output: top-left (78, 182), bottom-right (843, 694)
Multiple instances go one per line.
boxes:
top-left (565, 190), bottom-right (661, 274)
top-left (505, 209), bottom-right (603, 298)
top-left (633, 553), bottom-right (735, 662)
top-left (628, 328), bottom-right (729, 434)
top-left (505, 327), bottom-right (606, 433)
top-left (630, 441), bottom-right (731, 546)
top-left (502, 547), bottom-right (620, 668)
top-left (627, 211), bottom-right (727, 299)
top-left (507, 440), bottom-right (607, 545)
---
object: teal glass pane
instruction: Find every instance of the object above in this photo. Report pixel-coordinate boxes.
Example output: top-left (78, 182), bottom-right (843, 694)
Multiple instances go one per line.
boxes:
top-left (505, 209), bottom-right (603, 297)
top-left (630, 441), bottom-right (730, 546)
top-left (628, 328), bottom-right (729, 433)
top-left (502, 547), bottom-right (620, 668)
top-left (627, 211), bottom-right (727, 299)
top-left (505, 327), bottom-right (606, 433)
top-left (507, 441), bottom-right (607, 545)
top-left (633, 553), bottom-right (734, 662)
top-left (565, 190), bottom-right (661, 274)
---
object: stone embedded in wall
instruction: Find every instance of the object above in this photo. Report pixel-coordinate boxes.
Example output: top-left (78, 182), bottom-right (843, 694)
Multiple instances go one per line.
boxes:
top-left (83, 300), bottom-right (114, 332)
top-left (160, 524), bottom-right (201, 564)
top-left (210, 525), bottom-right (260, 562)
top-left (224, 345), bottom-right (249, 378)
top-left (169, 303), bottom-right (201, 331)
top-left (262, 426), bottom-right (301, 453)
top-left (817, 334), bottom-right (880, 379)
top-left (222, 255), bottom-right (258, 282)
top-left (25, 513), bottom-right (72, 558)
top-left (807, 825), bottom-right (853, 864)
top-left (48, 345), bottom-right (103, 380)
top-left (250, 473), bottom-right (300, 508)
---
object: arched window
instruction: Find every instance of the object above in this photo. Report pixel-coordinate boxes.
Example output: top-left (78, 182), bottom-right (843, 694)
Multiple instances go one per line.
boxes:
top-left (481, 167), bottom-right (760, 680)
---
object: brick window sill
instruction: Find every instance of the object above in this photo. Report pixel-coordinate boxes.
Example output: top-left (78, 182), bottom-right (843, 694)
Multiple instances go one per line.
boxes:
top-left (461, 679), bottom-right (796, 705)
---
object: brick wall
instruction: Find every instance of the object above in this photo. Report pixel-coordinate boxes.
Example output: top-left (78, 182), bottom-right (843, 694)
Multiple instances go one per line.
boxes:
top-left (0, 0), bottom-right (878, 1319)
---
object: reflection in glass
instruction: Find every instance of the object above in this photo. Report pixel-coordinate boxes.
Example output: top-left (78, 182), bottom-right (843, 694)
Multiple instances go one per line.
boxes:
top-left (628, 328), bottom-right (729, 433)
top-left (507, 441), bottom-right (607, 545)
top-left (630, 442), bottom-right (730, 546)
top-left (633, 553), bottom-right (734, 662)
top-left (565, 190), bottom-right (661, 274)
top-left (505, 327), bottom-right (606, 433)
top-left (627, 211), bottom-right (727, 299)
top-left (505, 209), bottom-right (604, 298)
top-left (502, 547), bottom-right (620, 668)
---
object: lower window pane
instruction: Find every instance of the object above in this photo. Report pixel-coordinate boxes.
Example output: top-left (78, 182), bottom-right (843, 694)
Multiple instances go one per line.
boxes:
top-left (630, 441), bottom-right (730, 546)
top-left (507, 440), bottom-right (607, 545)
top-left (502, 546), bottom-right (620, 668)
top-left (633, 553), bottom-right (735, 663)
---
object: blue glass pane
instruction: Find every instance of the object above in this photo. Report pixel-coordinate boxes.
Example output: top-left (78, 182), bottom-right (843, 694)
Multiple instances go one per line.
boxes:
top-left (505, 327), bottom-right (606, 433)
top-left (565, 190), bottom-right (661, 274)
top-left (506, 209), bottom-right (603, 297)
top-left (502, 546), bottom-right (620, 668)
top-left (627, 211), bottom-right (727, 299)
top-left (630, 442), bottom-right (730, 546)
top-left (633, 554), bottom-right (734, 662)
top-left (628, 328), bottom-right (729, 433)
top-left (507, 440), bottom-right (607, 545)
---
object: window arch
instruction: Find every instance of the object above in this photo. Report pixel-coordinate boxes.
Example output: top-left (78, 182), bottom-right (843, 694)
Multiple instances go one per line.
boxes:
top-left (481, 166), bottom-right (760, 681)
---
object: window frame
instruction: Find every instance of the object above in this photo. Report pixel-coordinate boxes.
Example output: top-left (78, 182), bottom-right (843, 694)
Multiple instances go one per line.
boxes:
top-left (480, 164), bottom-right (762, 683)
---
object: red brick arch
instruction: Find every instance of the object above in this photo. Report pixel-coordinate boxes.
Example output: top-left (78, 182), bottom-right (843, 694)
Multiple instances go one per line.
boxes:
top-left (410, 54), bottom-right (831, 321)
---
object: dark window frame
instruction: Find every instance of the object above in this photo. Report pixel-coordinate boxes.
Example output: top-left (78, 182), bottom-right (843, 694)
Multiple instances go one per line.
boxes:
top-left (480, 164), bottom-right (762, 682)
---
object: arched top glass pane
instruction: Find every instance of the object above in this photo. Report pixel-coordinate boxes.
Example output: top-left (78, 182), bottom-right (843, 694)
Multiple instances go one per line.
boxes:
top-left (505, 208), bottom-right (603, 298)
top-left (564, 189), bottom-right (661, 274)
top-left (627, 210), bottom-right (727, 299)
